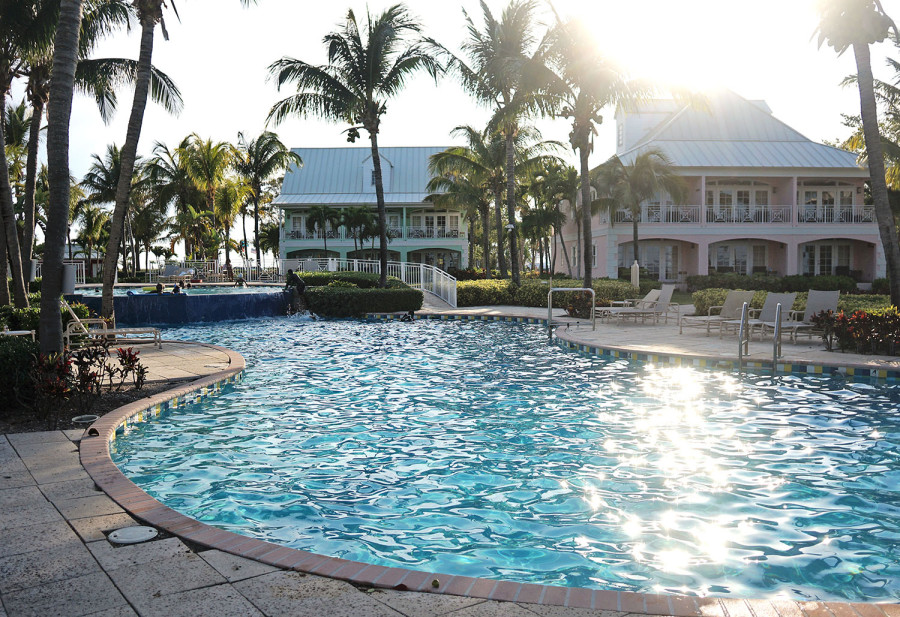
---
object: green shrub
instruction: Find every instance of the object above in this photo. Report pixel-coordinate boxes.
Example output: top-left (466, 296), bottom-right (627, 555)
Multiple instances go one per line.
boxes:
top-left (812, 306), bottom-right (900, 355)
top-left (0, 301), bottom-right (91, 337)
top-left (458, 279), bottom-right (515, 306)
top-left (298, 270), bottom-right (403, 289)
top-left (686, 273), bottom-right (857, 293)
top-left (326, 280), bottom-right (359, 288)
top-left (872, 278), bottom-right (890, 295)
top-left (0, 336), bottom-right (38, 412)
top-left (29, 277), bottom-right (41, 293)
top-left (838, 294), bottom-right (891, 313)
top-left (305, 287), bottom-right (423, 317)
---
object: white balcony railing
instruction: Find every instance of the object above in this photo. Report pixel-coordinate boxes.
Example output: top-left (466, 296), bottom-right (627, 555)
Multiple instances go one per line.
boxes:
top-left (604, 204), bottom-right (876, 225)
top-left (281, 257), bottom-right (457, 307)
top-left (284, 226), bottom-right (465, 241)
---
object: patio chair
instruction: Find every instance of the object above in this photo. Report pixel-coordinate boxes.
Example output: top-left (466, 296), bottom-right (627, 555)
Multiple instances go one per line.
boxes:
top-left (679, 290), bottom-right (755, 336)
top-left (761, 290), bottom-right (839, 342)
top-left (602, 284), bottom-right (677, 324)
top-left (610, 288), bottom-right (660, 309)
top-left (720, 292), bottom-right (797, 340)
top-left (62, 299), bottom-right (161, 349)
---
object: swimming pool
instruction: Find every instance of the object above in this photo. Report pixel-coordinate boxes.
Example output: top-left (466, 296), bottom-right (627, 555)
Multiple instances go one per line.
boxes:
top-left (111, 318), bottom-right (900, 602)
top-left (75, 285), bottom-right (283, 296)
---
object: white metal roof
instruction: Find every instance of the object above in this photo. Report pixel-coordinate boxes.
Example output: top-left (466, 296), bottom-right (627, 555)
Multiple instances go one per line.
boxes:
top-left (618, 90), bottom-right (864, 172)
top-left (275, 146), bottom-right (450, 207)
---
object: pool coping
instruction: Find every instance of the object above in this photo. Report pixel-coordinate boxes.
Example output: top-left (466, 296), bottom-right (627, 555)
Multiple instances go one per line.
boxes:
top-left (79, 332), bottom-right (900, 616)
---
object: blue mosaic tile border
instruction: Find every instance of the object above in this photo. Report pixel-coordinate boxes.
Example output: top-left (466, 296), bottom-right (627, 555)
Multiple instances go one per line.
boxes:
top-left (369, 312), bottom-right (900, 382)
top-left (111, 371), bottom-right (244, 441)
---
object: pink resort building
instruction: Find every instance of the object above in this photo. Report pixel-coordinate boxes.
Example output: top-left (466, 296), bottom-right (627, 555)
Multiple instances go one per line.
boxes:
top-left (561, 90), bottom-right (883, 285)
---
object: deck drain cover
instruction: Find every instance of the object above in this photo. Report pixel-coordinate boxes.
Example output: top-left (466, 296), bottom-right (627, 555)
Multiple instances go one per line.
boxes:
top-left (108, 526), bottom-right (158, 545)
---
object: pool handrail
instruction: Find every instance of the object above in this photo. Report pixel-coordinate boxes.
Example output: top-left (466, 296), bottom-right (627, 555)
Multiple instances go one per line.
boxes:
top-left (547, 287), bottom-right (595, 338)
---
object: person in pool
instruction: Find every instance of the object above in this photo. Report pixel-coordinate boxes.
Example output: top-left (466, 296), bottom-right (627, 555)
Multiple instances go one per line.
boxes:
top-left (172, 282), bottom-right (182, 294)
top-left (154, 283), bottom-right (163, 294)
top-left (284, 269), bottom-right (306, 294)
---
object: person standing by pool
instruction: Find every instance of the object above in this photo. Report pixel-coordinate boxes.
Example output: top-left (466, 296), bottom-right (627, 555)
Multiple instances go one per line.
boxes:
top-left (284, 269), bottom-right (306, 313)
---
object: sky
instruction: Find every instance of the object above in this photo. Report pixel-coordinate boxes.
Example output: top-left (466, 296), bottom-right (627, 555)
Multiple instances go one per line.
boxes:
top-left (13, 0), bottom-right (900, 183)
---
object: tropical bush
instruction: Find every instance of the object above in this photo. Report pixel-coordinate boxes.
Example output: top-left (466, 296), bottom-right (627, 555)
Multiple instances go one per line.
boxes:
top-left (0, 337), bottom-right (39, 412)
top-left (811, 307), bottom-right (900, 355)
top-left (305, 287), bottom-right (423, 317)
top-left (0, 298), bottom-right (91, 336)
top-left (838, 294), bottom-right (890, 312)
top-left (298, 271), bottom-right (405, 289)
top-left (691, 289), bottom-right (768, 317)
top-left (457, 278), bottom-right (635, 308)
top-left (872, 278), bottom-right (890, 295)
top-left (686, 273), bottom-right (857, 293)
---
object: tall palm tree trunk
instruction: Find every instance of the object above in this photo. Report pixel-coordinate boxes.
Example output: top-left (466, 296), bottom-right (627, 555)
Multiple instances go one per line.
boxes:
top-left (252, 194), bottom-right (261, 267)
top-left (370, 132), bottom-right (389, 288)
top-left (854, 42), bottom-right (900, 306)
top-left (505, 133), bottom-right (520, 285)
top-left (493, 185), bottom-right (506, 277)
top-left (0, 228), bottom-right (9, 305)
top-left (557, 223), bottom-right (573, 277)
top-left (41, 0), bottom-right (84, 353)
top-left (579, 143), bottom-right (593, 288)
top-left (0, 88), bottom-right (29, 308)
top-left (22, 94), bottom-right (45, 269)
top-left (101, 15), bottom-right (156, 318)
top-left (480, 203), bottom-right (491, 275)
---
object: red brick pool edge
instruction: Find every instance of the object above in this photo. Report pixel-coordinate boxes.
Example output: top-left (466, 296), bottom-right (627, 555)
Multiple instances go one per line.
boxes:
top-left (79, 340), bottom-right (900, 616)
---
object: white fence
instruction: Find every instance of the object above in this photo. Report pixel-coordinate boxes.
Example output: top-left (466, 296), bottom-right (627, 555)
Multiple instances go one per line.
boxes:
top-left (282, 258), bottom-right (457, 308)
top-left (35, 260), bottom-right (87, 285)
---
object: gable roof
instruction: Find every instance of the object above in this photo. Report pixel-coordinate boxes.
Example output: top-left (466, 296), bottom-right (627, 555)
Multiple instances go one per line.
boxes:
top-left (274, 146), bottom-right (449, 206)
top-left (618, 90), bottom-right (864, 172)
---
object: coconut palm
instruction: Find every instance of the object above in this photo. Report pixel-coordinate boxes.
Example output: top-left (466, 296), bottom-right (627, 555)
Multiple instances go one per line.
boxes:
top-left (181, 134), bottom-right (231, 229)
top-left (99, 0), bottom-right (255, 319)
top-left (130, 198), bottom-right (168, 272)
top-left (545, 18), bottom-right (640, 287)
top-left (341, 206), bottom-right (375, 254)
top-left (0, 0), bottom-right (57, 308)
top-left (593, 148), bottom-right (687, 266)
top-left (259, 220), bottom-right (281, 265)
top-left (431, 0), bottom-right (557, 285)
top-left (231, 131), bottom-right (300, 268)
top-left (145, 137), bottom-right (204, 258)
top-left (816, 0), bottom-right (900, 304)
top-left (215, 177), bottom-right (250, 277)
top-left (537, 161), bottom-right (577, 276)
top-left (307, 204), bottom-right (340, 255)
top-left (76, 203), bottom-right (108, 277)
top-left (267, 4), bottom-right (440, 287)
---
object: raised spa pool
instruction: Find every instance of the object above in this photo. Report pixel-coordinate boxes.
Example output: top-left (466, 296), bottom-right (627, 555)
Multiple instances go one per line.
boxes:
top-left (110, 318), bottom-right (900, 602)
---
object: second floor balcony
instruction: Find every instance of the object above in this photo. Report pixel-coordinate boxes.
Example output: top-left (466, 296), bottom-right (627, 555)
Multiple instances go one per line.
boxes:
top-left (284, 225), bottom-right (466, 242)
top-left (605, 204), bottom-right (876, 226)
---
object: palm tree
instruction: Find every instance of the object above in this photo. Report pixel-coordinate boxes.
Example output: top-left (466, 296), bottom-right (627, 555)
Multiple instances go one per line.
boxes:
top-left (545, 18), bottom-right (640, 287)
top-left (231, 131), bottom-right (300, 268)
top-left (432, 0), bottom-right (557, 285)
top-left (101, 0), bottom-right (255, 319)
top-left (0, 0), bottom-right (57, 308)
top-left (215, 177), bottom-right (249, 277)
top-left (181, 134), bottom-right (231, 229)
top-left (145, 137), bottom-right (203, 257)
top-left (259, 220), bottom-right (281, 265)
top-left (539, 161), bottom-right (577, 276)
top-left (307, 204), bottom-right (340, 255)
top-left (593, 148), bottom-right (687, 268)
top-left (76, 203), bottom-right (109, 277)
top-left (130, 197), bottom-right (169, 272)
top-left (426, 169), bottom-right (491, 273)
top-left (341, 206), bottom-right (375, 254)
top-left (267, 4), bottom-right (440, 288)
top-left (169, 205), bottom-right (212, 261)
top-left (816, 0), bottom-right (900, 305)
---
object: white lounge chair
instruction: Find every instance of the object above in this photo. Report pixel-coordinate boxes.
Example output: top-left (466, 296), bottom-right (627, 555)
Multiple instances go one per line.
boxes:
top-left (761, 289), bottom-right (839, 342)
top-left (611, 288), bottom-right (660, 309)
top-left (721, 292), bottom-right (797, 340)
top-left (679, 289), bottom-right (755, 335)
top-left (62, 300), bottom-right (161, 349)
top-left (602, 284), bottom-right (677, 324)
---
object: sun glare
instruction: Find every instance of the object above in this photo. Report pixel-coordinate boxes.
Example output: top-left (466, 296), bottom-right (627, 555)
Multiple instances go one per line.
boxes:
top-left (556, 0), bottom-right (816, 94)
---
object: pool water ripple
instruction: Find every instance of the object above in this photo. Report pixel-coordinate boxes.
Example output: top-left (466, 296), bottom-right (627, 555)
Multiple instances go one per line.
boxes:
top-left (111, 318), bottom-right (900, 601)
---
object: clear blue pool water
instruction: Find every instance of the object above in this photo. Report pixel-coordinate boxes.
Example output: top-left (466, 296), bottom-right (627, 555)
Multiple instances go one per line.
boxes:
top-left (111, 318), bottom-right (900, 601)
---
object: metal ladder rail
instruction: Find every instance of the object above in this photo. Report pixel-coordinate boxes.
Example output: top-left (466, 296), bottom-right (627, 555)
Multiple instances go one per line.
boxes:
top-left (737, 301), bottom-right (750, 371)
top-left (772, 303), bottom-right (783, 372)
top-left (547, 288), bottom-right (596, 339)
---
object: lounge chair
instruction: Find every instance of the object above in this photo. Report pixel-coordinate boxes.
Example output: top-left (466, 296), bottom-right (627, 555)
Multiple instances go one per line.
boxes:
top-left (158, 264), bottom-right (195, 284)
top-left (611, 288), bottom-right (660, 309)
top-left (602, 284), bottom-right (677, 324)
top-left (720, 292), bottom-right (797, 340)
top-left (2, 326), bottom-right (35, 341)
top-left (761, 289), bottom-right (839, 342)
top-left (62, 300), bottom-right (161, 349)
top-left (679, 289), bottom-right (755, 335)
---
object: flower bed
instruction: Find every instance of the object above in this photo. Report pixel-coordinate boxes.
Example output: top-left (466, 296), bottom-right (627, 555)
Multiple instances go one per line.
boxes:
top-left (811, 307), bottom-right (900, 356)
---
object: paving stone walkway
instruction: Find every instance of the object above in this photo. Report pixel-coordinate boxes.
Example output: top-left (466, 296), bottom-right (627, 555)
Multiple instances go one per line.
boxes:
top-left (0, 431), bottom-right (634, 616)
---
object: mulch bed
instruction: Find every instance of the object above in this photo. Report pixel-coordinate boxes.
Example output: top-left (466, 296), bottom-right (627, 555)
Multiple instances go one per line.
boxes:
top-left (0, 381), bottom-right (179, 435)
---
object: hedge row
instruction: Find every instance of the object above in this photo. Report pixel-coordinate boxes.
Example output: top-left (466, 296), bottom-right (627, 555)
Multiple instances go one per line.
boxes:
top-left (813, 307), bottom-right (900, 355)
top-left (298, 271), bottom-right (407, 289)
top-left (457, 278), bottom-right (636, 308)
top-left (0, 337), bottom-right (39, 411)
top-left (686, 273), bottom-right (858, 293)
top-left (305, 287), bottom-right (423, 318)
top-left (0, 295), bottom-right (91, 337)
top-left (690, 288), bottom-right (892, 317)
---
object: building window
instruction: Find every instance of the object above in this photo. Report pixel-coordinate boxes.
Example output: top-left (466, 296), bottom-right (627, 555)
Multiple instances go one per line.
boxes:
top-left (755, 190), bottom-right (768, 206)
top-left (572, 245), bottom-right (578, 268)
top-left (818, 245), bottom-right (833, 275)
top-left (617, 123), bottom-right (624, 147)
top-left (706, 190), bottom-right (714, 207)
top-left (752, 245), bottom-right (767, 272)
top-left (591, 243), bottom-right (597, 268)
top-left (839, 190), bottom-right (853, 206)
top-left (371, 170), bottom-right (376, 186)
top-left (737, 190), bottom-right (750, 206)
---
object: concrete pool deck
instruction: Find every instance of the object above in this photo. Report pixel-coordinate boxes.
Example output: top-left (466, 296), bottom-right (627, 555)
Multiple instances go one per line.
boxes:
top-left (2, 317), bottom-right (899, 616)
